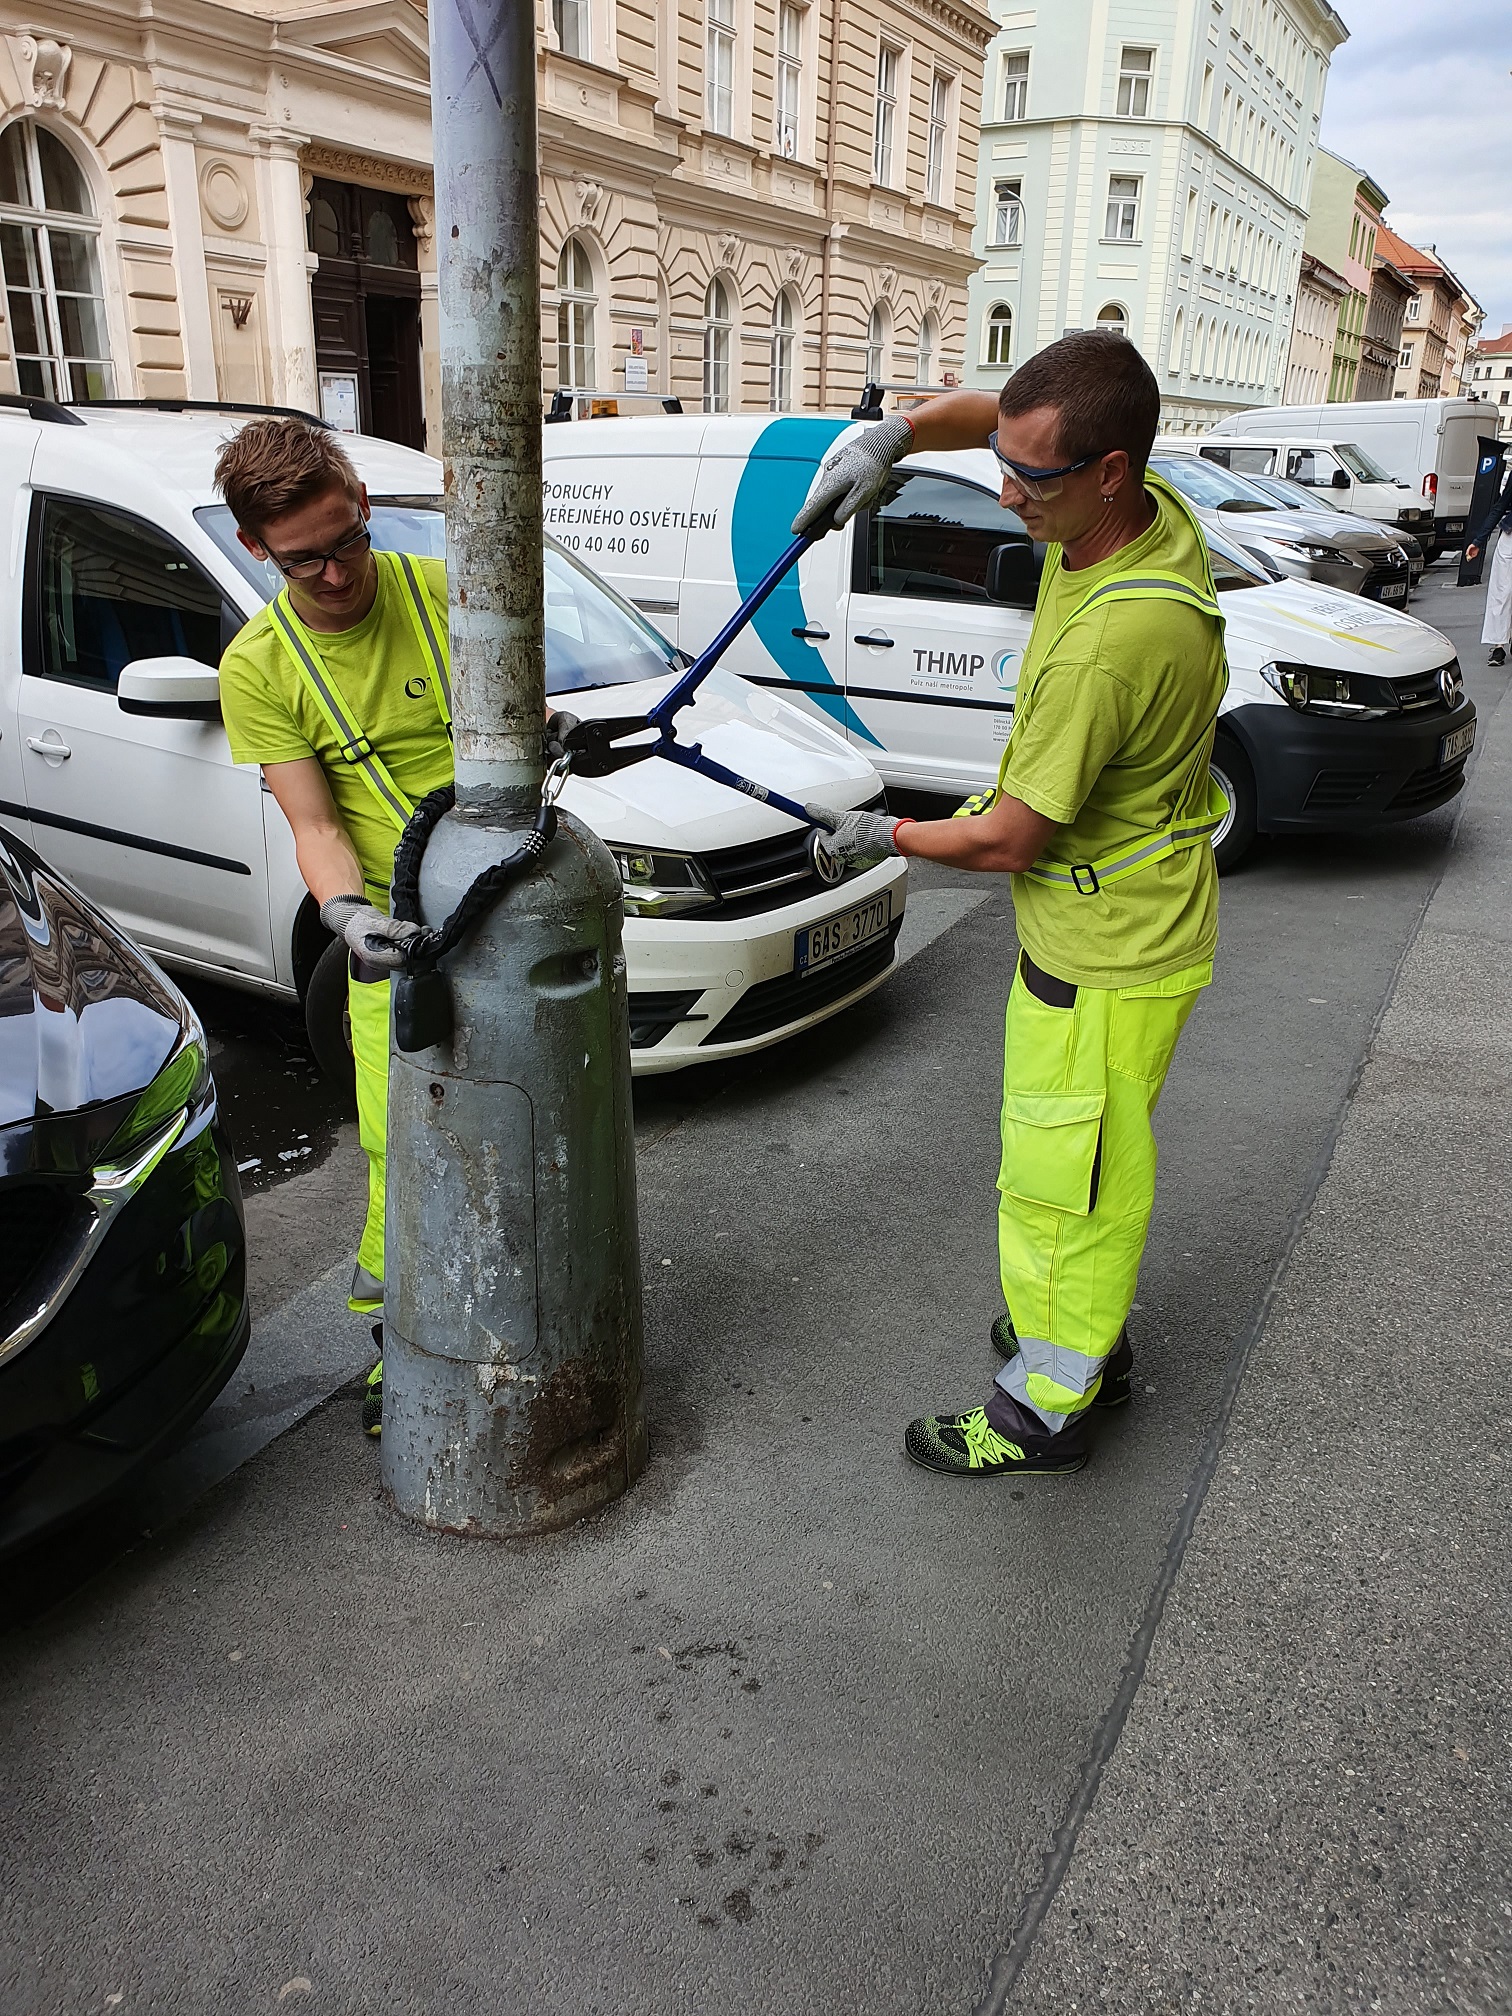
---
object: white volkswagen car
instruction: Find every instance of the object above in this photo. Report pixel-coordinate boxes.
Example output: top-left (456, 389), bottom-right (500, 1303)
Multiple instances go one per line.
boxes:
top-left (0, 399), bottom-right (905, 1076)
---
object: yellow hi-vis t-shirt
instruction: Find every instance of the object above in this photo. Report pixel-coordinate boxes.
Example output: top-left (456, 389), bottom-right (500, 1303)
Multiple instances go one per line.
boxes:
top-left (998, 486), bottom-right (1228, 990)
top-left (219, 554), bottom-right (454, 909)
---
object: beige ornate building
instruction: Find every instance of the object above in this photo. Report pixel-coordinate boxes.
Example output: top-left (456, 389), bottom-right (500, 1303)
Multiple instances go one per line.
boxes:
top-left (0, 0), bottom-right (994, 445)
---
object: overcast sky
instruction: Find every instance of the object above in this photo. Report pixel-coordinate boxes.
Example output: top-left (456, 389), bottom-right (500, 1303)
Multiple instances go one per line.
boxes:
top-left (1318, 0), bottom-right (1511, 337)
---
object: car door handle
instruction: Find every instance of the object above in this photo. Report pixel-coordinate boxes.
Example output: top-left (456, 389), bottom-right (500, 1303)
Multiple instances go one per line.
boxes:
top-left (27, 733), bottom-right (71, 759)
top-left (852, 630), bottom-right (895, 647)
top-left (792, 624), bottom-right (830, 641)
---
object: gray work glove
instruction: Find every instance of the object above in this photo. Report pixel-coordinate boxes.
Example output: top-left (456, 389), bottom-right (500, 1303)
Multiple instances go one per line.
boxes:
top-left (320, 893), bottom-right (426, 972)
top-left (805, 804), bottom-right (902, 872)
top-left (791, 414), bottom-right (915, 535)
top-left (545, 709), bottom-right (581, 760)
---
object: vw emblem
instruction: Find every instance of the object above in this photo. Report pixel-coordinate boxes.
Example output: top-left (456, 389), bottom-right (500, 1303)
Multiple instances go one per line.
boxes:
top-left (807, 827), bottom-right (847, 886)
top-left (1439, 662), bottom-right (1464, 708)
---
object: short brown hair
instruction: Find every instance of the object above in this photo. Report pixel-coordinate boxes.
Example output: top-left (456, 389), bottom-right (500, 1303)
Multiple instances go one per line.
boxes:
top-left (213, 417), bottom-right (362, 536)
top-left (998, 330), bottom-right (1161, 479)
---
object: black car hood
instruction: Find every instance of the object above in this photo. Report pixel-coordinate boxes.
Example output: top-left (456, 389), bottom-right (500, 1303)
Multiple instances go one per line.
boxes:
top-left (0, 826), bottom-right (185, 1136)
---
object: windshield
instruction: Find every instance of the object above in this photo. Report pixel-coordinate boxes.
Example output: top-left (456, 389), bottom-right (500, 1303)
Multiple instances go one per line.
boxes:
top-left (1336, 443), bottom-right (1397, 484)
top-left (1202, 524), bottom-right (1271, 591)
top-left (194, 501), bottom-right (682, 693)
top-left (1150, 454), bottom-right (1276, 513)
top-left (1253, 473), bottom-right (1341, 513)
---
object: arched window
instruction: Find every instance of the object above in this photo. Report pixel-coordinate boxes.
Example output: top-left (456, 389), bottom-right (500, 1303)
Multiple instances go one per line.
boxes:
top-left (1167, 306), bottom-right (1184, 375)
top-left (917, 311), bottom-right (938, 386)
top-left (983, 302), bottom-right (1013, 368)
top-left (865, 302), bottom-right (888, 386)
top-left (703, 275), bottom-right (733, 413)
top-left (0, 119), bottom-right (113, 399)
top-left (556, 236), bottom-right (597, 394)
top-left (769, 288), bottom-right (797, 411)
top-left (1192, 315), bottom-right (1205, 377)
top-left (1096, 302), bottom-right (1128, 337)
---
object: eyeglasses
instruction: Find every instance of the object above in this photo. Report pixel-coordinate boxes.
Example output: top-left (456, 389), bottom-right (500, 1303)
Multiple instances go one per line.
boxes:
top-left (988, 433), bottom-right (1108, 501)
top-left (266, 523), bottom-right (373, 582)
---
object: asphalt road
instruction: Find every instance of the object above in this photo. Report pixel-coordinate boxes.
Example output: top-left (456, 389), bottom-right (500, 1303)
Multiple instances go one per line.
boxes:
top-left (0, 562), bottom-right (1502, 2014)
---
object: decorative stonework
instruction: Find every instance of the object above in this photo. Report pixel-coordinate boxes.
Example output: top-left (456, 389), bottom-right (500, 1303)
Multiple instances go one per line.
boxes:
top-left (783, 246), bottom-right (804, 282)
top-left (876, 265), bottom-right (897, 299)
top-left (716, 232), bottom-right (742, 271)
top-left (13, 32), bottom-right (70, 108)
top-left (201, 159), bottom-right (249, 231)
top-left (300, 143), bottom-right (432, 195)
top-left (406, 194), bottom-right (434, 256)
top-left (574, 177), bottom-right (603, 225)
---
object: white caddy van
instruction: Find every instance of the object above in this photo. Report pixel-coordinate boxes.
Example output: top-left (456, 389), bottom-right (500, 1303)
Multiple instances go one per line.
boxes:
top-left (1205, 399), bottom-right (1484, 558)
top-left (0, 398), bottom-right (906, 1077)
top-left (542, 414), bottom-right (1477, 869)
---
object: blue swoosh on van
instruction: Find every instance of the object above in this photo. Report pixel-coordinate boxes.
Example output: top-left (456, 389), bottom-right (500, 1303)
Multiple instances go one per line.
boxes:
top-left (730, 417), bottom-right (882, 747)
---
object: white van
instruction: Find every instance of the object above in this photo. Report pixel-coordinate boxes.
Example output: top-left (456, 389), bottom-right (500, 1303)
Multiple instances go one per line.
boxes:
top-left (1206, 399), bottom-right (1484, 556)
top-left (542, 413), bottom-right (1477, 869)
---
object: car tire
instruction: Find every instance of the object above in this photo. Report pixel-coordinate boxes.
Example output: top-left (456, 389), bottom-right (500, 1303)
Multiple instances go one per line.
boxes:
top-left (1209, 731), bottom-right (1258, 875)
top-left (305, 935), bottom-right (356, 1105)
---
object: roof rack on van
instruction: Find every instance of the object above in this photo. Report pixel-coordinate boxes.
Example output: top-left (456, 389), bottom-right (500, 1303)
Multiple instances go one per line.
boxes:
top-left (0, 392), bottom-right (85, 425)
top-left (851, 381), bottom-right (886, 419)
top-left (57, 397), bottom-right (332, 427)
top-left (543, 391), bottom-right (685, 422)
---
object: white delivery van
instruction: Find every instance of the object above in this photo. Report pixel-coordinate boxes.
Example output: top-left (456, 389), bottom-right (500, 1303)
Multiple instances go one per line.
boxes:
top-left (1206, 399), bottom-right (1484, 556)
top-left (541, 413), bottom-right (1477, 870)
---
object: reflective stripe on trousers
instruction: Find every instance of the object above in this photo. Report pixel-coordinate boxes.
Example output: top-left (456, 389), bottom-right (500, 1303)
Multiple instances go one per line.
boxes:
top-left (348, 960), bottom-right (390, 1311)
top-left (993, 953), bottom-right (1210, 1433)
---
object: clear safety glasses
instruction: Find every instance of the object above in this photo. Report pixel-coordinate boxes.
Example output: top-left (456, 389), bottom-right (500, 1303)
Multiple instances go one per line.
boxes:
top-left (988, 433), bottom-right (1108, 502)
top-left (267, 523), bottom-right (374, 582)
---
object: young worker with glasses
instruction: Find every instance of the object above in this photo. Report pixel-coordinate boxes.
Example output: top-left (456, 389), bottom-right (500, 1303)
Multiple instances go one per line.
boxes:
top-left (796, 332), bottom-right (1229, 1479)
top-left (214, 418), bottom-right (568, 1438)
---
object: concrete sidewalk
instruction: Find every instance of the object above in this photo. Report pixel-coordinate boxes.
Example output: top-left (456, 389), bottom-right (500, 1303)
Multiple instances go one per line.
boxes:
top-left (1, 580), bottom-right (1506, 2016)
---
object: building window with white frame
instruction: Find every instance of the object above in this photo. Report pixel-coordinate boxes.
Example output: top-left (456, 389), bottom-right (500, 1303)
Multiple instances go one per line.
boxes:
top-left (873, 43), bottom-right (900, 185)
top-left (925, 72), bottom-right (950, 204)
top-left (864, 302), bottom-right (887, 384)
top-left (703, 275), bottom-right (733, 412)
top-left (984, 303), bottom-right (1013, 368)
top-left (552, 0), bottom-right (589, 60)
top-left (769, 290), bottom-right (797, 409)
top-left (556, 237), bottom-right (597, 393)
top-left (1117, 47), bottom-right (1154, 118)
top-left (707, 0), bottom-right (735, 136)
top-left (0, 119), bottom-right (114, 400)
top-left (775, 3), bottom-right (803, 158)
top-left (1096, 302), bottom-right (1128, 336)
top-left (990, 179), bottom-right (1022, 247)
top-left (917, 311), bottom-right (937, 386)
top-left (1105, 175), bottom-right (1140, 242)
top-left (1001, 50), bottom-right (1029, 121)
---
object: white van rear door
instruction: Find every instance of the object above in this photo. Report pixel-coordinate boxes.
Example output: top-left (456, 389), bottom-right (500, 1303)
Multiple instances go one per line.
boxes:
top-left (540, 419), bottom-right (702, 627)
top-left (845, 469), bottom-right (1031, 793)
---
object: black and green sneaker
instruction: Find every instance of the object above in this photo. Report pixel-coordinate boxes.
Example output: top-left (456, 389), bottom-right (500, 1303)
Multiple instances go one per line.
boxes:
top-left (904, 1408), bottom-right (1087, 1478)
top-left (990, 1313), bottom-right (1133, 1409)
top-left (362, 1327), bottom-right (383, 1438)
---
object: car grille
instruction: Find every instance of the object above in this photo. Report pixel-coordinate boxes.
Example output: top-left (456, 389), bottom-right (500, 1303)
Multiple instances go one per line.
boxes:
top-left (1386, 756), bottom-right (1469, 813)
top-left (702, 921), bottom-right (901, 1045)
top-left (698, 792), bottom-right (886, 918)
top-left (0, 1181), bottom-right (78, 1316)
top-left (1390, 663), bottom-right (1457, 713)
top-left (1303, 770), bottom-right (1380, 811)
top-left (628, 990), bottom-right (703, 1049)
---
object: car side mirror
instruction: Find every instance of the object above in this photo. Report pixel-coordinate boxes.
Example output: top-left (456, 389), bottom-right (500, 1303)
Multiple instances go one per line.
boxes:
top-left (1331, 468), bottom-right (1351, 490)
top-left (986, 541), bottom-right (1042, 607)
top-left (117, 656), bottom-right (222, 721)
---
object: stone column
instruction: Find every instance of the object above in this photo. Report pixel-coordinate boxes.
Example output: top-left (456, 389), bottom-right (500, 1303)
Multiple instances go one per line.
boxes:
top-left (408, 193), bottom-right (441, 452)
top-left (251, 124), bottom-right (318, 415)
top-left (155, 103), bottom-right (218, 398)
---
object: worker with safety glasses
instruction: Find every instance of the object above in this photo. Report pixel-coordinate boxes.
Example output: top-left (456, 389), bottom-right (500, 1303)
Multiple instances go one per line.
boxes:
top-left (799, 331), bottom-right (1229, 1479)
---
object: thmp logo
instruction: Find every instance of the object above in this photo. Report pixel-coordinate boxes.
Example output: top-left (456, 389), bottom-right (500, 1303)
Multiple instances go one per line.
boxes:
top-left (992, 648), bottom-right (1022, 691)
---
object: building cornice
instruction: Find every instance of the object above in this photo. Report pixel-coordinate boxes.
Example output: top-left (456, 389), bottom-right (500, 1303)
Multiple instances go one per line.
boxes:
top-left (891, 0), bottom-right (997, 55)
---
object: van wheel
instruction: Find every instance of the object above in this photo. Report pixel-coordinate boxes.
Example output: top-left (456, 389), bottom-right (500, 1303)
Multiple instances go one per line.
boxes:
top-left (1209, 731), bottom-right (1257, 874)
top-left (305, 935), bottom-right (357, 1106)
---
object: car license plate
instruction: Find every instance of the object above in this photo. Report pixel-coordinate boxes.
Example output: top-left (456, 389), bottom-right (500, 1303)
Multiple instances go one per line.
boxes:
top-left (1379, 579), bottom-right (1407, 602)
top-left (1440, 722), bottom-right (1476, 766)
top-left (795, 891), bottom-right (893, 973)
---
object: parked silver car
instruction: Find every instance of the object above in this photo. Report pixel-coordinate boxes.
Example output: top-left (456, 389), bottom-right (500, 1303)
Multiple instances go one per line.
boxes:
top-left (1237, 468), bottom-right (1425, 590)
top-left (1149, 450), bottom-right (1414, 606)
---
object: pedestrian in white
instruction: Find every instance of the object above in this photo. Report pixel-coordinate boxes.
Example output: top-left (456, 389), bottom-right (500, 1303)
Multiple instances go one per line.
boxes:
top-left (1465, 468), bottom-right (1512, 668)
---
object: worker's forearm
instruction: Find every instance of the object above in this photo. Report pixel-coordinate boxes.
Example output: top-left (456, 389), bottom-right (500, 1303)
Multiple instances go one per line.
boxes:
top-left (295, 823), bottom-right (369, 907)
top-left (903, 391), bottom-right (1001, 458)
top-left (897, 811), bottom-right (1043, 875)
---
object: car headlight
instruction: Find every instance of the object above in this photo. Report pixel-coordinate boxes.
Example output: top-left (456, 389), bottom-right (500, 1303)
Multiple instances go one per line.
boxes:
top-left (609, 847), bottom-right (718, 917)
top-left (102, 1016), bottom-right (211, 1163)
top-left (1261, 538), bottom-right (1351, 565)
top-left (1259, 662), bottom-right (1391, 719)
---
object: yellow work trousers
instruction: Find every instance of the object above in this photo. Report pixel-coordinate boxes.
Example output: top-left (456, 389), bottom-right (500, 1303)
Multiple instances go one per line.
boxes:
top-left (993, 954), bottom-right (1210, 1434)
top-left (347, 961), bottom-right (391, 1313)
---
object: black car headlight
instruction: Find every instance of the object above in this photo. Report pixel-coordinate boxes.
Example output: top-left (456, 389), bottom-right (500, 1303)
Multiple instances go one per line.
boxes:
top-left (1262, 538), bottom-right (1353, 565)
top-left (609, 847), bottom-right (718, 918)
top-left (101, 1018), bottom-right (212, 1167)
top-left (1260, 662), bottom-right (1391, 720)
